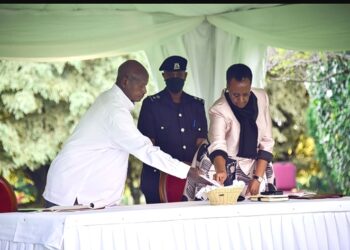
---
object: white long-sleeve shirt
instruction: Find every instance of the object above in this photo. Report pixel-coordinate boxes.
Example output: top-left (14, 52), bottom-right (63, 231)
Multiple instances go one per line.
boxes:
top-left (43, 84), bottom-right (190, 207)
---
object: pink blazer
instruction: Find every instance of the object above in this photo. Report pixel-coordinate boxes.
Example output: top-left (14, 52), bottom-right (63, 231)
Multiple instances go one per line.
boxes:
top-left (207, 88), bottom-right (275, 176)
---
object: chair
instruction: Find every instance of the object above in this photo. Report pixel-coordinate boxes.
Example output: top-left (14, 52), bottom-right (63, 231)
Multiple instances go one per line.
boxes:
top-left (0, 176), bottom-right (18, 212)
top-left (272, 162), bottom-right (297, 191)
top-left (159, 172), bottom-right (187, 203)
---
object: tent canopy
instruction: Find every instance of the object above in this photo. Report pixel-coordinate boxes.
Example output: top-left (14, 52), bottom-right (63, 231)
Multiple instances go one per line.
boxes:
top-left (1, 4), bottom-right (350, 107)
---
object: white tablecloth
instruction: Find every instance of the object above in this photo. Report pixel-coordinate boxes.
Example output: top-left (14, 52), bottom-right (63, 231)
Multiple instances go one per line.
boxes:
top-left (1, 197), bottom-right (350, 250)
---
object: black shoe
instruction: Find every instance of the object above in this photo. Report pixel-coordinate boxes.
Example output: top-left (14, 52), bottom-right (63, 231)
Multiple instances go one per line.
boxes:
top-left (268, 183), bottom-right (277, 191)
top-left (237, 195), bottom-right (245, 202)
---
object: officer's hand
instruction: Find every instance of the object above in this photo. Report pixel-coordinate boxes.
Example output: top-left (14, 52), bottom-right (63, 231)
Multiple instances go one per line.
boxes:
top-left (213, 170), bottom-right (227, 185)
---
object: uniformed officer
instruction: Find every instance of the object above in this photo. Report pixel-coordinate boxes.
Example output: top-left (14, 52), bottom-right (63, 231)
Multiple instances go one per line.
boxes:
top-left (138, 55), bottom-right (208, 203)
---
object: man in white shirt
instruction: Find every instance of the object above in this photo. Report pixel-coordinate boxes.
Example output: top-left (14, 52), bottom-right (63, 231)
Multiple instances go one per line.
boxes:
top-left (43, 60), bottom-right (203, 208)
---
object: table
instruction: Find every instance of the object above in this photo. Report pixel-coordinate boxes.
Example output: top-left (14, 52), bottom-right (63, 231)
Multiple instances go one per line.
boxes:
top-left (1, 197), bottom-right (350, 250)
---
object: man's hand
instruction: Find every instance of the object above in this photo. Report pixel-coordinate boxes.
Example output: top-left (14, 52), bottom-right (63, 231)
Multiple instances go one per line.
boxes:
top-left (187, 168), bottom-right (215, 186)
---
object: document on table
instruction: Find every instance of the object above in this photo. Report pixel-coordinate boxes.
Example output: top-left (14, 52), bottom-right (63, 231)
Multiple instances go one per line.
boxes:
top-left (287, 192), bottom-right (343, 199)
top-left (41, 204), bottom-right (105, 212)
top-left (249, 194), bottom-right (289, 202)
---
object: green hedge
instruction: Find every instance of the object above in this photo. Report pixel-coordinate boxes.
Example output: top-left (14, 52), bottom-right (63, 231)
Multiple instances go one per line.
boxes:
top-left (305, 53), bottom-right (350, 195)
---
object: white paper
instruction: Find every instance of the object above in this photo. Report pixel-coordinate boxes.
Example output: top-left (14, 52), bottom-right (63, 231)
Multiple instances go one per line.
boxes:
top-left (199, 174), bottom-right (221, 187)
top-left (284, 190), bottom-right (317, 197)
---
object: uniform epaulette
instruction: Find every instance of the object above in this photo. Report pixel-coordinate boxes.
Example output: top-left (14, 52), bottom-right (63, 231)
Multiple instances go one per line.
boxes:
top-left (149, 94), bottom-right (161, 102)
top-left (193, 96), bottom-right (205, 104)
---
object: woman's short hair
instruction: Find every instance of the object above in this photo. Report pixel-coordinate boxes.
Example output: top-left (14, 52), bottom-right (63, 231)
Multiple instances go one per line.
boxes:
top-left (226, 63), bottom-right (253, 83)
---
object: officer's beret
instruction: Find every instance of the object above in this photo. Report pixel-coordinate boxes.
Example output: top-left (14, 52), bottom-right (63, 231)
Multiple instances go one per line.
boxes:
top-left (159, 55), bottom-right (187, 71)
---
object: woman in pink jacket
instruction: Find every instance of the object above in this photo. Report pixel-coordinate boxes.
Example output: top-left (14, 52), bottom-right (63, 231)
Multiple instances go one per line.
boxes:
top-left (207, 63), bottom-right (275, 196)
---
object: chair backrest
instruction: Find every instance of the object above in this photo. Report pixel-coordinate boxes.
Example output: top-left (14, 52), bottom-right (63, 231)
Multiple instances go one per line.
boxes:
top-left (273, 162), bottom-right (297, 191)
top-left (159, 172), bottom-right (187, 203)
top-left (0, 176), bottom-right (18, 212)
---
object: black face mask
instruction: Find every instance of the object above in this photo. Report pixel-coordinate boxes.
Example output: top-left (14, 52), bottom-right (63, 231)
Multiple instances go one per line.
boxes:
top-left (165, 78), bottom-right (185, 94)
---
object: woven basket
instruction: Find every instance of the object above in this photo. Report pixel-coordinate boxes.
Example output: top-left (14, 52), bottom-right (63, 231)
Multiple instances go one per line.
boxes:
top-left (207, 186), bottom-right (243, 205)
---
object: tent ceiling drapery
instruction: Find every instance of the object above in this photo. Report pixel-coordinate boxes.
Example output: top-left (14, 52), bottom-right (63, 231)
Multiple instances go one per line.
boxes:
top-left (1, 4), bottom-right (350, 108)
top-left (1, 3), bottom-right (349, 60)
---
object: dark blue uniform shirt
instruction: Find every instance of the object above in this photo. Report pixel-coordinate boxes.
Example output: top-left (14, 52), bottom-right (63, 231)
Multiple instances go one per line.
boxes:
top-left (138, 88), bottom-right (208, 203)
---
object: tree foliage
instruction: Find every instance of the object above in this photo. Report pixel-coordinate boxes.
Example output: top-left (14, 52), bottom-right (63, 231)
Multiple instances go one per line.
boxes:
top-left (305, 52), bottom-right (350, 195)
top-left (265, 48), bottom-right (319, 189)
top-left (266, 49), bottom-right (310, 159)
top-left (266, 48), bottom-right (350, 195)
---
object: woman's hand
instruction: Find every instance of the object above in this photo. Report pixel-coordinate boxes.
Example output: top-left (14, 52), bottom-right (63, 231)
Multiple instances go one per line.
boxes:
top-left (213, 170), bottom-right (227, 185)
top-left (246, 179), bottom-right (260, 195)
top-left (213, 155), bottom-right (227, 185)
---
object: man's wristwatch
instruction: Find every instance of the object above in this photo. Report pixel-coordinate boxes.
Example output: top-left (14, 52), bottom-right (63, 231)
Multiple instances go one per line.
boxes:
top-left (253, 175), bottom-right (263, 183)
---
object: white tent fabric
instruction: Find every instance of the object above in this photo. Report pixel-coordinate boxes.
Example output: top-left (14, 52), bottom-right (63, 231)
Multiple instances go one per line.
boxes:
top-left (1, 4), bottom-right (350, 108)
top-left (145, 21), bottom-right (267, 109)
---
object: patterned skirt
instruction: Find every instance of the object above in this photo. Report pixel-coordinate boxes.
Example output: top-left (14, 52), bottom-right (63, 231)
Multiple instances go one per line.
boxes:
top-left (184, 142), bottom-right (275, 200)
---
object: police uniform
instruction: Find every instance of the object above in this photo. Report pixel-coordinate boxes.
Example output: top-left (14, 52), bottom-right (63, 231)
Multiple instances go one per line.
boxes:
top-left (137, 55), bottom-right (208, 203)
